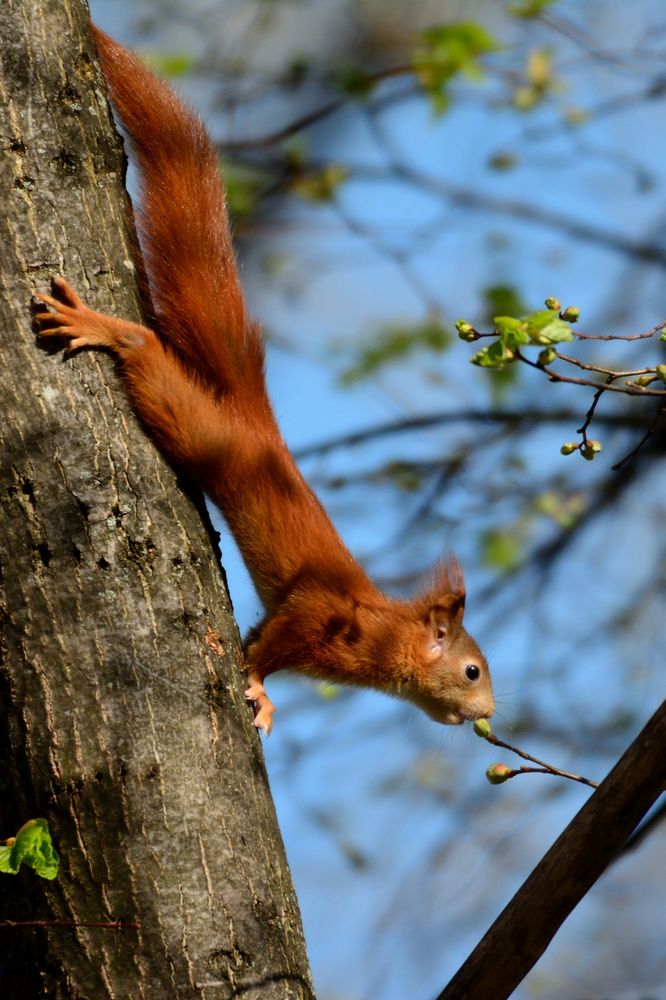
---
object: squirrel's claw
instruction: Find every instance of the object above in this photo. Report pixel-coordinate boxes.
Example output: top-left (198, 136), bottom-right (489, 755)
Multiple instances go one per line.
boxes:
top-left (245, 676), bottom-right (275, 736)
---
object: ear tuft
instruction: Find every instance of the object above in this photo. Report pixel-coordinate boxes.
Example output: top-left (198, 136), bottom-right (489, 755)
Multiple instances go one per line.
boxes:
top-left (420, 555), bottom-right (466, 604)
top-left (418, 556), bottom-right (467, 655)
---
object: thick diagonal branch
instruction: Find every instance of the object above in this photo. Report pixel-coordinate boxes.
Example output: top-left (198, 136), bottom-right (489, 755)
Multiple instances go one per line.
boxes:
top-left (436, 699), bottom-right (666, 1000)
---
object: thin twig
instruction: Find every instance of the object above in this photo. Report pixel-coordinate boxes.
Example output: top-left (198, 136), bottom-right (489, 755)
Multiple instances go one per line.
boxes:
top-left (520, 352), bottom-right (666, 396)
top-left (483, 729), bottom-right (599, 789)
top-left (0, 919), bottom-right (140, 930)
top-left (612, 403), bottom-right (666, 470)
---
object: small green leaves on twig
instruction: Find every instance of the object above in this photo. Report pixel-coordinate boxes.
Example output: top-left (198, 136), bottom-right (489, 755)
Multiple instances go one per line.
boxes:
top-left (458, 296), bottom-right (666, 463)
top-left (512, 47), bottom-right (559, 111)
top-left (455, 320), bottom-right (480, 342)
top-left (467, 306), bottom-right (575, 370)
top-left (473, 719), bottom-right (599, 789)
top-left (411, 22), bottom-right (499, 115)
top-left (0, 819), bottom-right (59, 880)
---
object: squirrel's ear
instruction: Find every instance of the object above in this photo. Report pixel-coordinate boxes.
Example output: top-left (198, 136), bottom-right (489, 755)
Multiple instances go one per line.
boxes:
top-left (419, 557), bottom-right (466, 658)
top-left (427, 593), bottom-right (465, 641)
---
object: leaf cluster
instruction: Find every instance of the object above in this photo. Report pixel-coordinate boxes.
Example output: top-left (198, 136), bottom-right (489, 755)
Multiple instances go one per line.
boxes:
top-left (462, 307), bottom-right (574, 369)
top-left (0, 818), bottom-right (59, 880)
top-left (411, 22), bottom-right (499, 114)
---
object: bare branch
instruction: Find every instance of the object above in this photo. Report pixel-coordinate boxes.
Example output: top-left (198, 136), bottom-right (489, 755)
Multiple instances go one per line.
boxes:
top-left (436, 700), bottom-right (666, 1000)
top-left (294, 408), bottom-right (645, 460)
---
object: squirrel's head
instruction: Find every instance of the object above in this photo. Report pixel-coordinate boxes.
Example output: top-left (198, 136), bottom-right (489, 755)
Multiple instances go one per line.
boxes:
top-left (406, 558), bottom-right (494, 725)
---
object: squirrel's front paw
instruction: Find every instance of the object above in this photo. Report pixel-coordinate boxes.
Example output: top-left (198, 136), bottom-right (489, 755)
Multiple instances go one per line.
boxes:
top-left (34, 276), bottom-right (116, 353)
top-left (244, 676), bottom-right (275, 736)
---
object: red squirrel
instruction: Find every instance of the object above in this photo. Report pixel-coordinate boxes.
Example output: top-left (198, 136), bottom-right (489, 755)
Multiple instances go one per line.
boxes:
top-left (34, 25), bottom-right (494, 735)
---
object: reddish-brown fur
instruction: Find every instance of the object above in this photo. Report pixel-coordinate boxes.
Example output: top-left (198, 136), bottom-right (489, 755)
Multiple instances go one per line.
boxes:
top-left (34, 25), bottom-right (494, 733)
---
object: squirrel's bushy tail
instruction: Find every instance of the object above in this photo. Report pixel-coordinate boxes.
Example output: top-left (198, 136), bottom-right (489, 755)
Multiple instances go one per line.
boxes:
top-left (91, 25), bottom-right (265, 401)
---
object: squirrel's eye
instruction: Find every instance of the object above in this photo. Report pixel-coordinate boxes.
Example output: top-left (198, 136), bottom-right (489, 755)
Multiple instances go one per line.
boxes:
top-left (465, 663), bottom-right (480, 682)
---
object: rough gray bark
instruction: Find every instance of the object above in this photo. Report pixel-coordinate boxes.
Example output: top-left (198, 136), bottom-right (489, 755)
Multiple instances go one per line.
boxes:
top-left (0, 2), bottom-right (314, 997)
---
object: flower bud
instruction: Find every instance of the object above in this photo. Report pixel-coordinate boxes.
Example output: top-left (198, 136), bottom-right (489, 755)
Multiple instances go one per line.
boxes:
top-left (544, 297), bottom-right (560, 311)
top-left (473, 718), bottom-right (493, 738)
top-left (560, 441), bottom-right (578, 455)
top-left (456, 320), bottom-right (480, 342)
top-left (538, 347), bottom-right (557, 365)
top-left (560, 306), bottom-right (580, 323)
top-left (656, 364), bottom-right (666, 384)
top-left (486, 763), bottom-right (512, 785)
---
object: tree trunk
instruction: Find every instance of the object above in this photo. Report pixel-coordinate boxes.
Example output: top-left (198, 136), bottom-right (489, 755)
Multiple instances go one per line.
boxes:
top-left (0, 1), bottom-right (314, 997)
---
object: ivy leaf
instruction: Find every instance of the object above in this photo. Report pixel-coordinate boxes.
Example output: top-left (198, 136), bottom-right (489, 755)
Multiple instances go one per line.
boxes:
top-left (0, 819), bottom-right (59, 880)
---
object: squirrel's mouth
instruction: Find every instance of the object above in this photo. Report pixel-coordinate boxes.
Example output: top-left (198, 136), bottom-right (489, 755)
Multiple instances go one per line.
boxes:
top-left (408, 693), bottom-right (485, 726)
top-left (425, 706), bottom-right (466, 725)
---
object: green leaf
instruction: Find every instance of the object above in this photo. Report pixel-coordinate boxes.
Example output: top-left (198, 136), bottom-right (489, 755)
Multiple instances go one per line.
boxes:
top-left (507, 0), bottom-right (556, 18)
top-left (494, 316), bottom-right (531, 350)
top-left (524, 310), bottom-right (574, 345)
top-left (335, 66), bottom-right (376, 99)
top-left (316, 682), bottom-right (341, 701)
top-left (534, 490), bottom-right (585, 528)
top-left (481, 528), bottom-right (522, 571)
top-left (222, 161), bottom-right (270, 220)
top-left (283, 56), bottom-right (311, 89)
top-left (411, 21), bottom-right (499, 114)
top-left (290, 163), bottom-right (349, 202)
top-left (385, 461), bottom-right (424, 492)
top-left (470, 339), bottom-right (516, 369)
top-left (488, 152), bottom-right (517, 171)
top-left (142, 52), bottom-right (195, 78)
top-left (0, 819), bottom-right (59, 880)
top-left (340, 319), bottom-right (452, 384)
top-left (483, 285), bottom-right (527, 322)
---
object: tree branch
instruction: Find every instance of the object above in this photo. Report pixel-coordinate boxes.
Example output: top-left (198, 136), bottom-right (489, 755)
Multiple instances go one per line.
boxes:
top-left (294, 408), bottom-right (646, 460)
top-left (436, 700), bottom-right (666, 1000)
